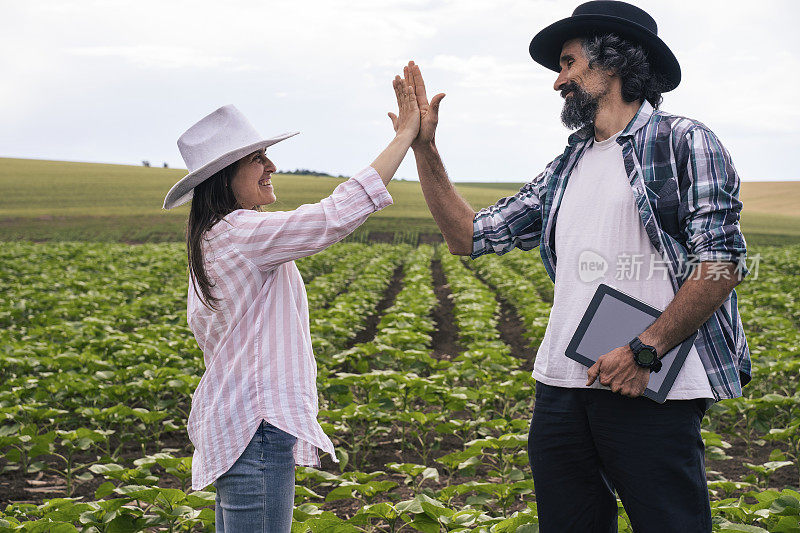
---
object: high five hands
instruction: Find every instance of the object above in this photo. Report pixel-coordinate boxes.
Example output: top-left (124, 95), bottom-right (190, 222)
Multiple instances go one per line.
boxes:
top-left (389, 61), bottom-right (446, 149)
top-left (371, 62), bottom-right (445, 186)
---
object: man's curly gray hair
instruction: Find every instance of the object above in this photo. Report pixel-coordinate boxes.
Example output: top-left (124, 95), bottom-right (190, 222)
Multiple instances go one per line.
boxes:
top-left (581, 33), bottom-right (668, 109)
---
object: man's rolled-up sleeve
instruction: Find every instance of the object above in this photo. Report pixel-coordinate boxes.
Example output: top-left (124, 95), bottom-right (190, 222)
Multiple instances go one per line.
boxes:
top-left (471, 173), bottom-right (547, 259)
top-left (681, 126), bottom-right (749, 278)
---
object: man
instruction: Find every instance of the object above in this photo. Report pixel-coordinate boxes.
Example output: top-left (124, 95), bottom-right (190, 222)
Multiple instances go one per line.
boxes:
top-left (404, 1), bottom-right (750, 531)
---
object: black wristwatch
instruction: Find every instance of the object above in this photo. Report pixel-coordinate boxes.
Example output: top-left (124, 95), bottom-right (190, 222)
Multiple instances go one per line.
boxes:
top-left (629, 337), bottom-right (662, 373)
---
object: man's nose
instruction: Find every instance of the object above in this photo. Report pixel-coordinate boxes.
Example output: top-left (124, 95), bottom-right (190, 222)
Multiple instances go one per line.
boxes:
top-left (553, 70), bottom-right (567, 92)
top-left (264, 158), bottom-right (276, 173)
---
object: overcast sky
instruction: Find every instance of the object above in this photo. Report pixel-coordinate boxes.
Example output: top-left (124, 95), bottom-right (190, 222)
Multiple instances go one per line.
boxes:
top-left (1, 0), bottom-right (798, 182)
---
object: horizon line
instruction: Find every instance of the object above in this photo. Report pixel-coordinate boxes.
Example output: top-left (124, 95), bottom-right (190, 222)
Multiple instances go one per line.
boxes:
top-left (1, 155), bottom-right (798, 184)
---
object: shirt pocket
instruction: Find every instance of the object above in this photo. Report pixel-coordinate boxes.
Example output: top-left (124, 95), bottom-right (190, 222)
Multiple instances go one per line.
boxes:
top-left (645, 177), bottom-right (681, 237)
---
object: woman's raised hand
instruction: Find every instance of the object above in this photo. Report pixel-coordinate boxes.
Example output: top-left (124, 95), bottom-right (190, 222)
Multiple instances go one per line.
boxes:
top-left (388, 66), bottom-right (420, 142)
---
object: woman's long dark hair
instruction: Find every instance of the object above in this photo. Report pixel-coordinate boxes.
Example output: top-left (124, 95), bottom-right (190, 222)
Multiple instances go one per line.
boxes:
top-left (187, 161), bottom-right (242, 310)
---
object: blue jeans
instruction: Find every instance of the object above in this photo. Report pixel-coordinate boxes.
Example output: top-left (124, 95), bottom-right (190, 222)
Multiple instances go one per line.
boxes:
top-left (214, 420), bottom-right (297, 532)
top-left (528, 382), bottom-right (711, 532)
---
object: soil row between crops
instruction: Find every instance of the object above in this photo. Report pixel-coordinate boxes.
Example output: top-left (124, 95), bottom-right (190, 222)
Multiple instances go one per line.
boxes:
top-left (429, 258), bottom-right (463, 360)
top-left (346, 263), bottom-right (405, 348)
top-left (462, 261), bottom-right (537, 368)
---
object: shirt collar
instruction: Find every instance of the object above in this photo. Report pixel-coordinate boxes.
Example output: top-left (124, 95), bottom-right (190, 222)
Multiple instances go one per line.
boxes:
top-left (566, 99), bottom-right (654, 146)
top-left (619, 99), bottom-right (654, 139)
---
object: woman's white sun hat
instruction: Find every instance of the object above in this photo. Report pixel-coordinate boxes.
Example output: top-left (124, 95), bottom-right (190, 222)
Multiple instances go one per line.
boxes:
top-left (163, 104), bottom-right (298, 210)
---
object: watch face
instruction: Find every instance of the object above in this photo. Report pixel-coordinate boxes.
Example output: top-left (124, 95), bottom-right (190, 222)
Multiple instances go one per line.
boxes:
top-left (637, 348), bottom-right (656, 365)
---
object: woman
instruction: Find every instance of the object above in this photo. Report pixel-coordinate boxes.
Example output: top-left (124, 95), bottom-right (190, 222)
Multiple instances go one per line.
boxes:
top-left (162, 70), bottom-right (419, 531)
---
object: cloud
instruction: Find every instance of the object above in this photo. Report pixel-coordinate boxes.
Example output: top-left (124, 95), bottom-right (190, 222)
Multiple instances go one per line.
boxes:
top-left (430, 54), bottom-right (548, 96)
top-left (0, 0), bottom-right (797, 180)
top-left (68, 46), bottom-right (260, 71)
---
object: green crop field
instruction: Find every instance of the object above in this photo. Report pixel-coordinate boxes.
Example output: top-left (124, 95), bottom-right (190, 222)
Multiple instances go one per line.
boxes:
top-left (1, 157), bottom-right (799, 531)
top-left (1, 241), bottom-right (799, 531)
top-left (1, 157), bottom-right (798, 245)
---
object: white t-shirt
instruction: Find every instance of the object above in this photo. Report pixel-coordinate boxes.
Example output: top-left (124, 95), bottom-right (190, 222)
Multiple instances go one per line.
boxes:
top-left (532, 129), bottom-right (713, 400)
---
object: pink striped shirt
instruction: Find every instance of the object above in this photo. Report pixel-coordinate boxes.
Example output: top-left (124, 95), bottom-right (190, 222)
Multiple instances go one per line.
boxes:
top-left (186, 167), bottom-right (392, 490)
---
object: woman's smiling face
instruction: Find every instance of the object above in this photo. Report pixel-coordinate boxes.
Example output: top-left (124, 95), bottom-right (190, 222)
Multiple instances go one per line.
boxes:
top-left (230, 149), bottom-right (277, 209)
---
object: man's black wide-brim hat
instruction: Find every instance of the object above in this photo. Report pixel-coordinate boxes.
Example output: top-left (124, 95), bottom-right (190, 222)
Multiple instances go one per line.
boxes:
top-left (529, 0), bottom-right (681, 92)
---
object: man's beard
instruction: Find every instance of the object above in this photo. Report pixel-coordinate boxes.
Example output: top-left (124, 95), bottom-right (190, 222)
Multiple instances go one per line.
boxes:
top-left (560, 81), bottom-right (599, 130)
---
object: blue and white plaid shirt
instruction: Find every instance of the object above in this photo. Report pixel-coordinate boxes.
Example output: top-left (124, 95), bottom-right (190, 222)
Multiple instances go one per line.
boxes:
top-left (472, 100), bottom-right (750, 401)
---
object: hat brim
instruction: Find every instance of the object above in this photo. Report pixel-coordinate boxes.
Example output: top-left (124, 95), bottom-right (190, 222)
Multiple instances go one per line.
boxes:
top-left (162, 131), bottom-right (299, 210)
top-left (529, 14), bottom-right (680, 92)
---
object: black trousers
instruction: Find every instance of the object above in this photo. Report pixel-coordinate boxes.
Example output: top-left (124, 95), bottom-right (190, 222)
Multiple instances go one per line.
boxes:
top-left (528, 382), bottom-right (711, 533)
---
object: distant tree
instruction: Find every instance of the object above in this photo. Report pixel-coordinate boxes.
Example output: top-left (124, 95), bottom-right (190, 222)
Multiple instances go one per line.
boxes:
top-left (162, 162), bottom-right (168, 168)
top-left (278, 168), bottom-right (349, 178)
top-left (142, 160), bottom-right (151, 167)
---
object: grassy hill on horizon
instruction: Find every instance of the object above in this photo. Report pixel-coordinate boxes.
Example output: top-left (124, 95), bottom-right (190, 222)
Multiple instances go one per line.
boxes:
top-left (1, 157), bottom-right (798, 245)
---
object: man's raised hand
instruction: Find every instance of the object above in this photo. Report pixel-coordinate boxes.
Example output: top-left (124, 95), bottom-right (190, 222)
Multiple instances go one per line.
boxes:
top-left (405, 61), bottom-right (445, 149)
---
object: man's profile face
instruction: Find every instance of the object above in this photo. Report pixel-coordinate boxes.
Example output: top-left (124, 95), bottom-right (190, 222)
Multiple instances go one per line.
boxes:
top-left (554, 38), bottom-right (611, 130)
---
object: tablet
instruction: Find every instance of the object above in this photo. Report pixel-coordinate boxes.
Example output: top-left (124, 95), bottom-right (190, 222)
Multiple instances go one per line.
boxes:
top-left (564, 283), bottom-right (698, 403)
